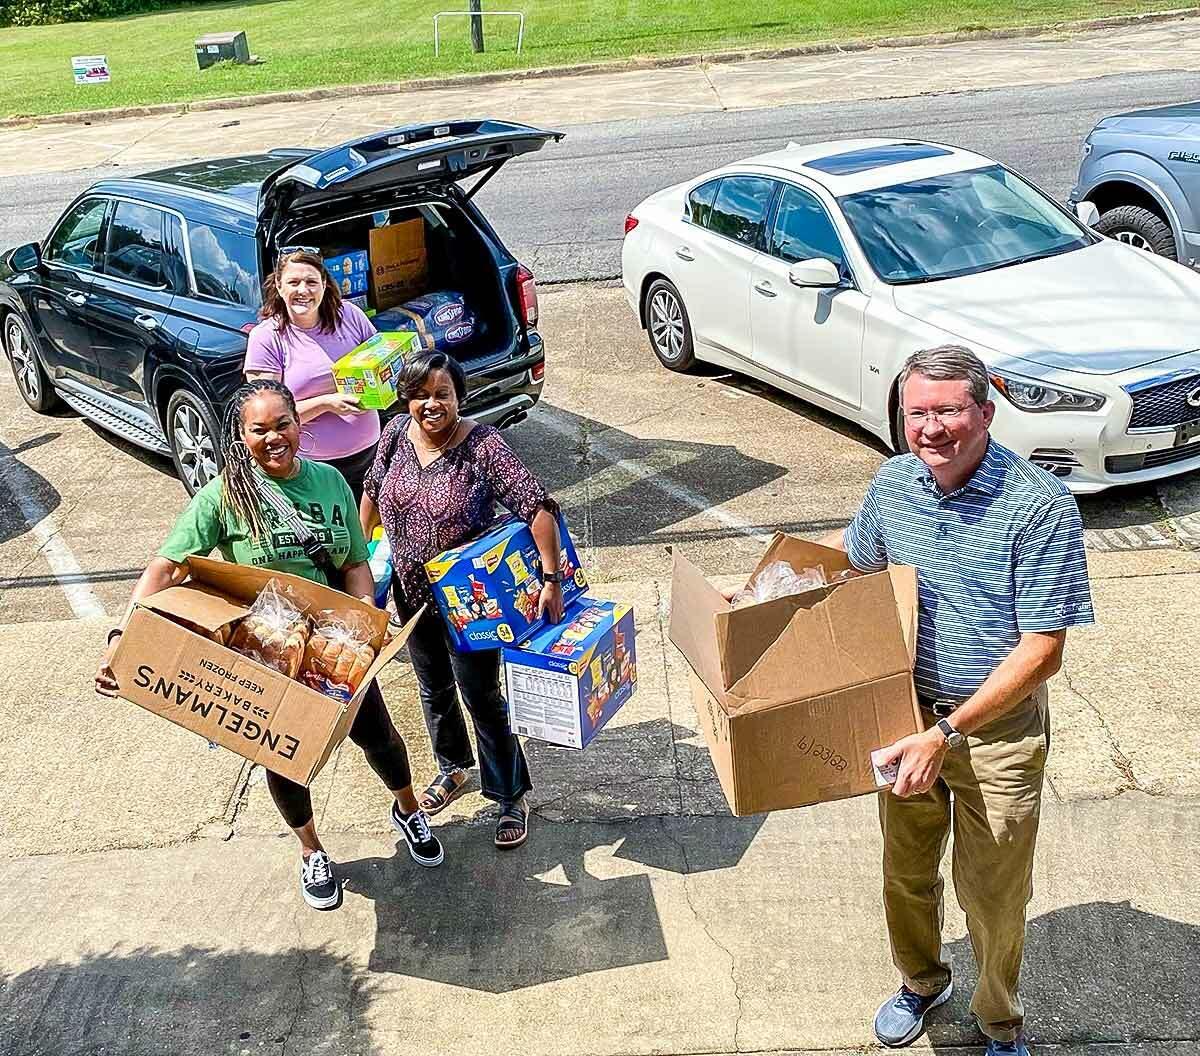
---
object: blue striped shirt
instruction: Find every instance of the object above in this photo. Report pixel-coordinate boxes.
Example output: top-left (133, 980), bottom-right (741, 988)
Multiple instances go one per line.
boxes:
top-left (844, 438), bottom-right (1094, 700)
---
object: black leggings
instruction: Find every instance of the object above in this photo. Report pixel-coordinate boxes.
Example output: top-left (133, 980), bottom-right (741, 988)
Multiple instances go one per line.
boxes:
top-left (266, 682), bottom-right (411, 829)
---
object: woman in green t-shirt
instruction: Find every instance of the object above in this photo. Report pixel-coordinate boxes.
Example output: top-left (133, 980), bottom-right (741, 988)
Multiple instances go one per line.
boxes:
top-left (96, 379), bottom-right (444, 911)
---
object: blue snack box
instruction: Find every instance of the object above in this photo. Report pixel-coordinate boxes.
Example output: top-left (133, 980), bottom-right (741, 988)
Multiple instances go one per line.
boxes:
top-left (503, 598), bottom-right (637, 749)
top-left (324, 250), bottom-right (369, 297)
top-left (424, 515), bottom-right (587, 652)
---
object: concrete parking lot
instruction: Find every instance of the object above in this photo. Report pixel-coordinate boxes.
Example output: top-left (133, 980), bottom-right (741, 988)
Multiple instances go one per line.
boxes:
top-left (1, 282), bottom-right (1198, 1055)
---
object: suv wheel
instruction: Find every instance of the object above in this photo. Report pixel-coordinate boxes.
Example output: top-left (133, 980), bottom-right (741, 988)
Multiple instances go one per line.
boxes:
top-left (644, 278), bottom-right (696, 371)
top-left (3, 313), bottom-right (59, 413)
top-left (1095, 205), bottom-right (1177, 260)
top-left (166, 388), bottom-right (221, 495)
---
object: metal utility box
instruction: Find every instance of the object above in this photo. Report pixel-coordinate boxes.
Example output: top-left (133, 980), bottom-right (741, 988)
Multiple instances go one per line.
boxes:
top-left (195, 32), bottom-right (250, 70)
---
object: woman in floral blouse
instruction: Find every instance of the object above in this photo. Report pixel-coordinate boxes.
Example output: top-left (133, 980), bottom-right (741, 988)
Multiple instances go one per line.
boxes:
top-left (361, 351), bottom-right (564, 849)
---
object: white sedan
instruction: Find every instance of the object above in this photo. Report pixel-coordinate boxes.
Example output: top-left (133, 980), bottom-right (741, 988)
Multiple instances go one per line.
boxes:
top-left (621, 137), bottom-right (1200, 493)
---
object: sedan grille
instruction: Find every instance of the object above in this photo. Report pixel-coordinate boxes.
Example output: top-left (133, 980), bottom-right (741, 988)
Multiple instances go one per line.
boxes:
top-left (1126, 371), bottom-right (1200, 429)
top-left (1106, 443), bottom-right (1200, 474)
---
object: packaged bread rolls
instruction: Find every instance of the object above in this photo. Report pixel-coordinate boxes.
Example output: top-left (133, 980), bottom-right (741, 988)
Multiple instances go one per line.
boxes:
top-left (301, 611), bottom-right (377, 701)
top-left (228, 579), bottom-right (311, 678)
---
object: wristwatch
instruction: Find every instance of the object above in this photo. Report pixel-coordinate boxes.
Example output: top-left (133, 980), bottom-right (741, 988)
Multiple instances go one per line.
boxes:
top-left (935, 718), bottom-right (966, 750)
top-left (542, 570), bottom-right (565, 584)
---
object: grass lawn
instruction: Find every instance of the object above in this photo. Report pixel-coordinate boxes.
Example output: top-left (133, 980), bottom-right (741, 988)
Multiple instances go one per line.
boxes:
top-left (0, 0), bottom-right (1185, 120)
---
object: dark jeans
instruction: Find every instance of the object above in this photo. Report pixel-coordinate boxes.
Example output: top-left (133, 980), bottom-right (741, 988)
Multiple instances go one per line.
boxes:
top-left (266, 681), bottom-right (411, 829)
top-left (401, 600), bottom-right (532, 806)
top-left (321, 443), bottom-right (378, 507)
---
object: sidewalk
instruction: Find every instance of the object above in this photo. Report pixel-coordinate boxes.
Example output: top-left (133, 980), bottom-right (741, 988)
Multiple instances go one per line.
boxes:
top-left (1, 548), bottom-right (1198, 1053)
top-left (2, 14), bottom-right (1200, 178)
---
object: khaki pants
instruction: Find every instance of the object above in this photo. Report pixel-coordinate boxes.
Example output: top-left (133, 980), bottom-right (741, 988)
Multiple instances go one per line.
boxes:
top-left (878, 685), bottom-right (1050, 1043)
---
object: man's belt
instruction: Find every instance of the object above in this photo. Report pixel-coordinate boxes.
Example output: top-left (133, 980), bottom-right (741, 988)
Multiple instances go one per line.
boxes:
top-left (918, 695), bottom-right (964, 718)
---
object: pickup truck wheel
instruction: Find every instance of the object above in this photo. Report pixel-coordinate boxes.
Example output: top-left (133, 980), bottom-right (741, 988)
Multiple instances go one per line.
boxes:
top-left (644, 278), bottom-right (696, 371)
top-left (3, 313), bottom-right (59, 413)
top-left (166, 388), bottom-right (221, 496)
top-left (1094, 205), bottom-right (1177, 260)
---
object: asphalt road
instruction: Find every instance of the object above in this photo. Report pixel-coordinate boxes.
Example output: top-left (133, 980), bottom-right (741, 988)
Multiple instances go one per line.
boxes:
top-left (2, 69), bottom-right (1199, 281)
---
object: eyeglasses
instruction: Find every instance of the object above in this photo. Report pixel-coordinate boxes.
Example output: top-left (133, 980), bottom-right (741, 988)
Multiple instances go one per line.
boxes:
top-left (903, 403), bottom-right (978, 425)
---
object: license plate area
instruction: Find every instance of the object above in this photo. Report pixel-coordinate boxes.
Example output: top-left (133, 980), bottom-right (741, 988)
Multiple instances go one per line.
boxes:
top-left (1175, 418), bottom-right (1200, 446)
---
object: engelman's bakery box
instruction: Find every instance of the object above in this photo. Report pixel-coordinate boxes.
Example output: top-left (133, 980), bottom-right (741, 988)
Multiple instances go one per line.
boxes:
top-left (424, 514), bottom-right (587, 653)
top-left (110, 557), bottom-right (421, 786)
top-left (503, 597), bottom-right (637, 749)
top-left (669, 534), bottom-right (921, 816)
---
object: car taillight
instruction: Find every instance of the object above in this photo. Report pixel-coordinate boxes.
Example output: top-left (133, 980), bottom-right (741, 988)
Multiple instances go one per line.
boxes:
top-left (532, 360), bottom-right (545, 382)
top-left (624, 214), bottom-right (639, 235)
top-left (515, 264), bottom-right (538, 328)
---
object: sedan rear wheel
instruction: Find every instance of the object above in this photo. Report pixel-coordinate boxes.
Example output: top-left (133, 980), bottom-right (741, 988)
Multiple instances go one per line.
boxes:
top-left (644, 278), bottom-right (696, 371)
top-left (1094, 205), bottom-right (1177, 260)
top-left (166, 388), bottom-right (221, 495)
top-left (3, 313), bottom-right (59, 413)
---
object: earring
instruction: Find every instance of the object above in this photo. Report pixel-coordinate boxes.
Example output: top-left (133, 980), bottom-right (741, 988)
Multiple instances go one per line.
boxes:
top-left (298, 429), bottom-right (316, 454)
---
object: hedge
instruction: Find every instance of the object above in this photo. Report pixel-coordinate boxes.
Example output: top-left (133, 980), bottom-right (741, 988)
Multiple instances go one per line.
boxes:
top-left (0, 0), bottom-right (214, 27)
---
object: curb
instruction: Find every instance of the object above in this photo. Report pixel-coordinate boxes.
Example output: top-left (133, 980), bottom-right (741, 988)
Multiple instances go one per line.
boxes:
top-left (2, 6), bottom-right (1197, 131)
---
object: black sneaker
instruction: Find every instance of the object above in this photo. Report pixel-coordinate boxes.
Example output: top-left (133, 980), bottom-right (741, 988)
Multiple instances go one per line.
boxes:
top-left (873, 983), bottom-right (953, 1047)
top-left (390, 803), bottom-right (445, 867)
top-left (300, 850), bottom-right (341, 910)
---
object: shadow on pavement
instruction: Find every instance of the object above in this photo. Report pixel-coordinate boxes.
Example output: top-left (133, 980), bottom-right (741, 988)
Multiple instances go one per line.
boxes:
top-left (0, 434), bottom-right (60, 546)
top-left (0, 944), bottom-right (380, 1056)
top-left (524, 717), bottom-right (767, 873)
top-left (513, 405), bottom-right (802, 546)
top-left (341, 818), bottom-right (669, 994)
top-left (929, 900), bottom-right (1200, 1047)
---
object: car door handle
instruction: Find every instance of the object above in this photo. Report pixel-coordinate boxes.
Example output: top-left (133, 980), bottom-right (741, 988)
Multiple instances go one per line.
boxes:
top-left (675, 247), bottom-right (695, 262)
top-left (66, 292), bottom-right (87, 307)
top-left (134, 314), bottom-right (159, 332)
top-left (754, 280), bottom-right (777, 297)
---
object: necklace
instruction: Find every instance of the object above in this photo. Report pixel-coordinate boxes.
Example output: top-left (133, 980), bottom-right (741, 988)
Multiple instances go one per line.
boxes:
top-left (417, 418), bottom-right (461, 455)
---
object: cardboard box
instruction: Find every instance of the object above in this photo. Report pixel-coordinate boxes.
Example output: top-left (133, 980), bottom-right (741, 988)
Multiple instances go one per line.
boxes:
top-left (424, 515), bottom-right (587, 653)
top-left (369, 220), bottom-right (427, 310)
top-left (669, 534), bottom-right (921, 816)
top-left (110, 557), bottom-right (421, 786)
top-left (504, 598), bottom-right (637, 749)
top-left (332, 331), bottom-right (419, 410)
top-left (324, 250), bottom-right (369, 297)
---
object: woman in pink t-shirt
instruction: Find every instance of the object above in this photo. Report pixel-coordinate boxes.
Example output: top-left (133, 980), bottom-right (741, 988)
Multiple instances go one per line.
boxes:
top-left (244, 249), bottom-right (380, 500)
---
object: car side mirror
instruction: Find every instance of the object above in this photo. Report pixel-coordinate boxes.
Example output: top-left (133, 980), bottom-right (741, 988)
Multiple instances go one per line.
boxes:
top-left (1074, 201), bottom-right (1100, 228)
top-left (10, 243), bottom-right (42, 272)
top-left (788, 257), bottom-right (842, 288)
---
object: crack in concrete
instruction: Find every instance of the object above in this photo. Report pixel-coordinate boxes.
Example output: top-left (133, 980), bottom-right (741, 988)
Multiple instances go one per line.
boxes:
top-left (697, 63), bottom-right (727, 110)
top-left (1057, 665), bottom-right (1164, 798)
top-left (278, 908), bottom-right (310, 1056)
top-left (660, 818), bottom-right (746, 1052)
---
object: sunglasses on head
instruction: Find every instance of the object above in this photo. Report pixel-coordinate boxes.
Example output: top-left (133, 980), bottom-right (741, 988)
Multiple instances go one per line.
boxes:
top-left (277, 245), bottom-right (321, 260)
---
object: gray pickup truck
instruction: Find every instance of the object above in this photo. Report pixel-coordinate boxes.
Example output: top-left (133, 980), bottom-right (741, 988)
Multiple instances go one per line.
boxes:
top-left (1070, 101), bottom-right (1200, 268)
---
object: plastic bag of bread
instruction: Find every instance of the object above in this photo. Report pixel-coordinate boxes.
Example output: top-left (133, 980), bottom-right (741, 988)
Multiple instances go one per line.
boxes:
top-left (228, 579), bottom-right (311, 678)
top-left (174, 617), bottom-right (234, 647)
top-left (731, 561), bottom-right (827, 609)
top-left (302, 610), bottom-right (377, 701)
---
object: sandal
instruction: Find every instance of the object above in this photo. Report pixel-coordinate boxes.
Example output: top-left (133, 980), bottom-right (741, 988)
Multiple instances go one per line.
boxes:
top-left (495, 803), bottom-right (530, 849)
top-left (418, 770), bottom-right (467, 816)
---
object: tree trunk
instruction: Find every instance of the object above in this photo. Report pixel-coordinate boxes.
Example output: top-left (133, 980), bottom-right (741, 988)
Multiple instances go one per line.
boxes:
top-left (469, 0), bottom-right (485, 52)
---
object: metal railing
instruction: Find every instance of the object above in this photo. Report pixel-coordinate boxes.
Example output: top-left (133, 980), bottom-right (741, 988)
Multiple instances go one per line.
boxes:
top-left (433, 10), bottom-right (526, 56)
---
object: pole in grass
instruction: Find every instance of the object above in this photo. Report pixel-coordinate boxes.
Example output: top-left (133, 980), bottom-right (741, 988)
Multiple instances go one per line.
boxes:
top-left (470, 0), bottom-right (485, 52)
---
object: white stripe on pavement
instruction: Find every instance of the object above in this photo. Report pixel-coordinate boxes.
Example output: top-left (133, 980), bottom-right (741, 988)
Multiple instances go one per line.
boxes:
top-left (535, 408), bottom-right (774, 544)
top-left (0, 435), bottom-right (106, 619)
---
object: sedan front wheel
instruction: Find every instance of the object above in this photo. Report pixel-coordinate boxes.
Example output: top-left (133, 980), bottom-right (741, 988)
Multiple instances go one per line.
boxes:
top-left (644, 278), bottom-right (696, 371)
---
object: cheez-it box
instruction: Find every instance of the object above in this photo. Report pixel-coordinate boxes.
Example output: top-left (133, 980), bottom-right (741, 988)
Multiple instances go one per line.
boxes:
top-left (504, 598), bottom-right (637, 749)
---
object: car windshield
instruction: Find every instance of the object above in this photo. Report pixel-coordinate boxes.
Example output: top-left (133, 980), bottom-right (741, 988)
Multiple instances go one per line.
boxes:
top-left (838, 164), bottom-right (1092, 284)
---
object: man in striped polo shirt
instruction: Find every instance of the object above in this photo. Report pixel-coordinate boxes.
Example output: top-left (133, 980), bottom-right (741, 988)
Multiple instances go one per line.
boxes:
top-left (826, 346), bottom-right (1094, 1056)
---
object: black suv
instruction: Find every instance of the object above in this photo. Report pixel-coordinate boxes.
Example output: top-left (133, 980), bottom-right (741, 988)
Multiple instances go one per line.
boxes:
top-left (0, 119), bottom-right (560, 493)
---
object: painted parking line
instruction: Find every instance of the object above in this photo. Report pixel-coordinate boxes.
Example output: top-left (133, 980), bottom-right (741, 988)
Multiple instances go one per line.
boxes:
top-left (0, 435), bottom-right (106, 619)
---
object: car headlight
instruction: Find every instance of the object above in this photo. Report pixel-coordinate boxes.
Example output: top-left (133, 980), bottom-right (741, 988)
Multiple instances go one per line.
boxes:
top-left (989, 371), bottom-right (1106, 413)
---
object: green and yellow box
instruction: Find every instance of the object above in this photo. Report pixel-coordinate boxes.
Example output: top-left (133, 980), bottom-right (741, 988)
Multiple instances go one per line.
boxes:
top-left (332, 331), bottom-right (419, 411)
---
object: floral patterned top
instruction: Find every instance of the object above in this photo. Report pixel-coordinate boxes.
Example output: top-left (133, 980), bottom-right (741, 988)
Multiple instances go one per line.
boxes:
top-left (364, 416), bottom-right (554, 612)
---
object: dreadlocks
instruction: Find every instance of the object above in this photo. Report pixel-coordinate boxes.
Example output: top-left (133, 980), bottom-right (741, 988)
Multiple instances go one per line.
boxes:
top-left (220, 379), bottom-right (300, 541)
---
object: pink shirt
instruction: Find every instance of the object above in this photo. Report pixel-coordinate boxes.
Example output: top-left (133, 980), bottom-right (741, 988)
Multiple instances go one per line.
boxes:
top-left (244, 302), bottom-right (380, 460)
